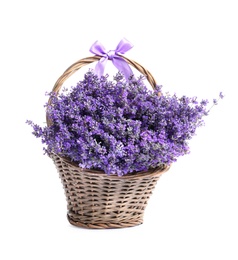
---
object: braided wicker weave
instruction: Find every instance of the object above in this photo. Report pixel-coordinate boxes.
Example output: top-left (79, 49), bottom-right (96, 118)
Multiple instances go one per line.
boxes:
top-left (49, 55), bottom-right (170, 229)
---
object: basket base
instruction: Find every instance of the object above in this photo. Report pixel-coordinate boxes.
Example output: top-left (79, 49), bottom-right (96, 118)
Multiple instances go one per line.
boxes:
top-left (67, 214), bottom-right (143, 229)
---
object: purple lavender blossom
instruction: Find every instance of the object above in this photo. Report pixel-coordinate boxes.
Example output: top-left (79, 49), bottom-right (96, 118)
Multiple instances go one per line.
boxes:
top-left (219, 92), bottom-right (224, 99)
top-left (27, 71), bottom-right (211, 176)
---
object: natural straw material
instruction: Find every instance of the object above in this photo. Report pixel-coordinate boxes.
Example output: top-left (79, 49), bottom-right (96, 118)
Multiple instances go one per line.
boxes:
top-left (49, 56), bottom-right (170, 228)
top-left (51, 153), bottom-right (170, 229)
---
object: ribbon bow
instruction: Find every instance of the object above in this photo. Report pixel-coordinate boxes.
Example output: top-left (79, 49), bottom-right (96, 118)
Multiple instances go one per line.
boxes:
top-left (89, 38), bottom-right (134, 80)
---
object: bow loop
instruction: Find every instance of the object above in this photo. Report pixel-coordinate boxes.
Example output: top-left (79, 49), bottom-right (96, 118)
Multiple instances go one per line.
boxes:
top-left (89, 38), bottom-right (133, 79)
top-left (115, 38), bottom-right (134, 54)
top-left (89, 41), bottom-right (107, 56)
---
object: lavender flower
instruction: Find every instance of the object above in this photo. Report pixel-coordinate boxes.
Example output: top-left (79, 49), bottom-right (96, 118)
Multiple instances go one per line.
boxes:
top-left (27, 71), bottom-right (217, 176)
top-left (219, 92), bottom-right (224, 99)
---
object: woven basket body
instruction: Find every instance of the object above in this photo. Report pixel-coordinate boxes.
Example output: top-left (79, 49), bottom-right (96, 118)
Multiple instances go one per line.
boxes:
top-left (48, 55), bottom-right (170, 228)
top-left (51, 153), bottom-right (170, 229)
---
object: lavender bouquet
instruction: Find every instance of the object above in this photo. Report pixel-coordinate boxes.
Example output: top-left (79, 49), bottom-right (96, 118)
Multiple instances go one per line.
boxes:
top-left (27, 39), bottom-right (224, 178)
top-left (27, 70), bottom-right (222, 176)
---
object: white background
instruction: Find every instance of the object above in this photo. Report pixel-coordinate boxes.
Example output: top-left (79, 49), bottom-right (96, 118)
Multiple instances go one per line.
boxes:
top-left (1, 0), bottom-right (238, 259)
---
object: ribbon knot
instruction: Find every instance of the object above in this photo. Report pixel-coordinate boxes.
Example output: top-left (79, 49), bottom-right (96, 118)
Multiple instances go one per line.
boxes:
top-left (89, 38), bottom-right (134, 80)
top-left (106, 50), bottom-right (115, 60)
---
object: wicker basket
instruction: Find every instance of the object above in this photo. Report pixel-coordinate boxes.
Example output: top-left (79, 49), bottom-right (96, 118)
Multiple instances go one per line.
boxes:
top-left (48, 55), bottom-right (170, 229)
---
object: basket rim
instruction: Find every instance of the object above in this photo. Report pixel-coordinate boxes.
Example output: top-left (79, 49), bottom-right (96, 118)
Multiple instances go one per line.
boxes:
top-left (51, 153), bottom-right (171, 180)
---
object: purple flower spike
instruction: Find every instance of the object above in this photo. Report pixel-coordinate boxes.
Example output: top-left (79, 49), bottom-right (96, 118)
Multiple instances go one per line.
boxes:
top-left (219, 92), bottom-right (224, 99)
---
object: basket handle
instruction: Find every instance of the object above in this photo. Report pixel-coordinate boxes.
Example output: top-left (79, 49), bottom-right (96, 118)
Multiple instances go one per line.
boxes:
top-left (51, 55), bottom-right (157, 94)
top-left (47, 55), bottom-right (157, 125)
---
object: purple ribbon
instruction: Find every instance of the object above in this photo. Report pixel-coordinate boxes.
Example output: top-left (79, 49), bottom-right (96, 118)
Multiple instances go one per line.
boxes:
top-left (89, 38), bottom-right (134, 79)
